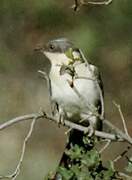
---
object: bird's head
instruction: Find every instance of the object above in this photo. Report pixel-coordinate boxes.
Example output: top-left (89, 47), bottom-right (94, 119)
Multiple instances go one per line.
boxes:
top-left (35, 38), bottom-right (83, 66)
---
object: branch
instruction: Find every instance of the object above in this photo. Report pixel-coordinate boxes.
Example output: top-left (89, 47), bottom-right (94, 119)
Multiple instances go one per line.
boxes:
top-left (81, 0), bottom-right (113, 5)
top-left (103, 118), bottom-right (132, 145)
top-left (118, 172), bottom-right (132, 180)
top-left (72, 0), bottom-right (113, 11)
top-left (113, 101), bottom-right (129, 137)
top-left (113, 146), bottom-right (131, 163)
top-left (0, 117), bottom-right (36, 180)
top-left (0, 113), bottom-right (43, 130)
top-left (0, 112), bottom-right (132, 179)
top-left (0, 112), bottom-right (132, 144)
top-left (99, 140), bottom-right (111, 153)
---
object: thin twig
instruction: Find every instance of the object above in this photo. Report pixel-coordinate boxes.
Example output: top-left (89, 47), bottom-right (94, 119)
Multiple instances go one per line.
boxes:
top-left (103, 119), bottom-right (132, 145)
top-left (80, 0), bottom-right (113, 5)
top-left (0, 113), bottom-right (43, 131)
top-left (75, 76), bottom-right (95, 81)
top-left (38, 70), bottom-right (53, 114)
top-left (99, 140), bottom-right (111, 153)
top-left (0, 112), bottom-right (132, 143)
top-left (72, 0), bottom-right (113, 11)
top-left (113, 146), bottom-right (131, 163)
top-left (65, 128), bottom-right (72, 135)
top-left (72, 0), bottom-right (112, 11)
top-left (38, 70), bottom-right (50, 91)
top-left (72, 0), bottom-right (80, 11)
top-left (118, 172), bottom-right (132, 179)
top-left (0, 117), bottom-right (36, 180)
top-left (0, 113), bottom-right (120, 141)
top-left (43, 114), bottom-right (128, 142)
top-left (113, 101), bottom-right (129, 137)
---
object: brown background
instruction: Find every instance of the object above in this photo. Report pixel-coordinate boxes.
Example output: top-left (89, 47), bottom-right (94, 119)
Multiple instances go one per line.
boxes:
top-left (0, 0), bottom-right (132, 179)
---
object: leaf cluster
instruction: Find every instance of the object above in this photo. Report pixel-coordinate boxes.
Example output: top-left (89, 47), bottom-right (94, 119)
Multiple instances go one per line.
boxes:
top-left (55, 136), bottom-right (117, 180)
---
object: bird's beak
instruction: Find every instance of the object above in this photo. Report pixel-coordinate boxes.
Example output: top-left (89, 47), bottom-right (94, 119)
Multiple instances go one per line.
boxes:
top-left (34, 43), bottom-right (47, 53)
top-left (34, 45), bottom-right (43, 52)
top-left (34, 44), bottom-right (50, 61)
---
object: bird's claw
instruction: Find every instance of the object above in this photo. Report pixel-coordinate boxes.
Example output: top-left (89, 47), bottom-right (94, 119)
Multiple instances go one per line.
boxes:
top-left (57, 114), bottom-right (65, 127)
top-left (85, 125), bottom-right (95, 137)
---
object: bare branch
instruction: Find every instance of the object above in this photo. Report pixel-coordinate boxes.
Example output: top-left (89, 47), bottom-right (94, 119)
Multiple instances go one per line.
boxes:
top-left (113, 101), bottom-right (129, 137)
top-left (0, 113), bottom-right (43, 131)
top-left (99, 140), bottom-right (111, 153)
top-left (81, 0), bottom-right (113, 5)
top-left (118, 172), bottom-right (132, 179)
top-left (113, 146), bottom-right (131, 163)
top-left (44, 113), bottom-right (132, 144)
top-left (0, 113), bottom-right (120, 141)
top-left (72, 0), bottom-right (80, 11)
top-left (72, 0), bottom-right (113, 11)
top-left (65, 128), bottom-right (72, 135)
top-left (38, 70), bottom-right (53, 115)
top-left (103, 119), bottom-right (132, 145)
top-left (0, 112), bottom-right (132, 145)
top-left (0, 117), bottom-right (36, 180)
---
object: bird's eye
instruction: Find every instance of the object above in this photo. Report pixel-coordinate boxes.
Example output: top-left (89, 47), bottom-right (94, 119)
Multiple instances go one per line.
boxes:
top-left (49, 44), bottom-right (55, 50)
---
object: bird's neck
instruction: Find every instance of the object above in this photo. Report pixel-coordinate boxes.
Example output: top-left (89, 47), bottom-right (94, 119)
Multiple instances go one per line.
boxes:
top-left (49, 53), bottom-right (70, 78)
top-left (50, 63), bottom-right (61, 79)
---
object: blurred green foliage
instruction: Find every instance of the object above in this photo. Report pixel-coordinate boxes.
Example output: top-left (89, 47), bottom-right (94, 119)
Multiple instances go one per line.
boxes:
top-left (0, 0), bottom-right (132, 179)
top-left (50, 136), bottom-right (117, 180)
top-left (126, 157), bottom-right (132, 173)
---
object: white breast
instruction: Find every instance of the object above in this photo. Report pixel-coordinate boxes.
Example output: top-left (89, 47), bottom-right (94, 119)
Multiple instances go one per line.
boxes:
top-left (50, 63), bottom-right (100, 117)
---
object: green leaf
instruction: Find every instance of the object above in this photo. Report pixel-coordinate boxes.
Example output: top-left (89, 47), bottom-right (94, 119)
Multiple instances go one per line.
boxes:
top-left (81, 149), bottom-right (100, 169)
top-left (71, 164), bottom-right (81, 176)
top-left (102, 161), bottom-right (115, 180)
top-left (65, 48), bottom-right (74, 61)
top-left (58, 167), bottom-right (74, 180)
top-left (83, 135), bottom-right (96, 148)
top-left (65, 144), bottom-right (84, 160)
top-left (126, 157), bottom-right (132, 173)
top-left (71, 164), bottom-right (93, 180)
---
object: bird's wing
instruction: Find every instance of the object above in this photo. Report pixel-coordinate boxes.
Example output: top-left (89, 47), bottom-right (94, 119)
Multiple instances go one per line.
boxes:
top-left (89, 64), bottom-right (104, 117)
top-left (91, 65), bottom-right (104, 97)
top-left (48, 76), bottom-right (60, 116)
top-left (47, 76), bottom-right (58, 115)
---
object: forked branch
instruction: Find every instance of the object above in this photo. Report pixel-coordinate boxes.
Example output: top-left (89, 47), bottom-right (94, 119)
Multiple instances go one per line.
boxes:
top-left (0, 117), bottom-right (37, 180)
top-left (73, 0), bottom-right (113, 11)
top-left (0, 112), bottom-right (132, 144)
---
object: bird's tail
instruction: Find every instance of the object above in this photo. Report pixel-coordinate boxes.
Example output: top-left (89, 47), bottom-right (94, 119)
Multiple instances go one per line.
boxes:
top-left (58, 129), bottom-right (85, 167)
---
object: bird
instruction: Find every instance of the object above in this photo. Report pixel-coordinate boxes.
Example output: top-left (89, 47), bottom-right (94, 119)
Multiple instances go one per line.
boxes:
top-left (35, 38), bottom-right (104, 177)
top-left (35, 38), bottom-right (103, 130)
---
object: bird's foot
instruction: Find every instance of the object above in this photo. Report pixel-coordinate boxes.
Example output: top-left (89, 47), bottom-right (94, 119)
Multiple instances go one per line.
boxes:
top-left (56, 113), bottom-right (65, 127)
top-left (85, 125), bottom-right (95, 137)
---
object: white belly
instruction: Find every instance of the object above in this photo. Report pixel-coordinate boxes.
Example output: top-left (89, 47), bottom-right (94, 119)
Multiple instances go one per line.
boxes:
top-left (50, 63), bottom-right (100, 117)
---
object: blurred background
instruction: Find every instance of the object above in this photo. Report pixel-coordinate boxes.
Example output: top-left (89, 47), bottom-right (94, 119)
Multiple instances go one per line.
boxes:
top-left (0, 0), bottom-right (132, 179)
